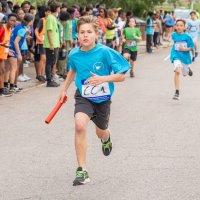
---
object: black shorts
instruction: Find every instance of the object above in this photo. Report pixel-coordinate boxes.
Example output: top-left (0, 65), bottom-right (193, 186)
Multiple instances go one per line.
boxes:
top-left (74, 90), bottom-right (111, 130)
top-left (34, 44), bottom-right (45, 61)
top-left (123, 48), bottom-right (137, 61)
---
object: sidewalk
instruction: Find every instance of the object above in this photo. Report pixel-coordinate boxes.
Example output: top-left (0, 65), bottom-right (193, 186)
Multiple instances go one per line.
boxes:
top-left (18, 41), bottom-right (171, 91)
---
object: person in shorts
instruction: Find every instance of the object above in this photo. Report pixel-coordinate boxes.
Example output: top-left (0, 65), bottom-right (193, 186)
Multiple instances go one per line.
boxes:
top-left (187, 10), bottom-right (200, 62)
top-left (0, 14), bottom-right (17, 97)
top-left (58, 15), bottom-right (130, 186)
top-left (122, 17), bottom-right (142, 77)
top-left (170, 19), bottom-right (194, 100)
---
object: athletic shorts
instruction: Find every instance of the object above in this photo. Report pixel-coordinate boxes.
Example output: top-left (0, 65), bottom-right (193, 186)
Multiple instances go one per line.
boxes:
top-left (74, 89), bottom-right (111, 130)
top-left (173, 60), bottom-right (190, 76)
top-left (21, 50), bottom-right (28, 57)
top-left (123, 48), bottom-right (137, 61)
top-left (34, 44), bottom-right (45, 61)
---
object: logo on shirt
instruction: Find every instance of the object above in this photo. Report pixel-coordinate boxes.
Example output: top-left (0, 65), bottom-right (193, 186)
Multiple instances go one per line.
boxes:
top-left (93, 62), bottom-right (104, 72)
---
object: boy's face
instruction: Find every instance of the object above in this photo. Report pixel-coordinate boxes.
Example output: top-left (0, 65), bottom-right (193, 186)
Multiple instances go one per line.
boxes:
top-left (8, 16), bottom-right (17, 27)
top-left (176, 21), bottom-right (185, 33)
top-left (129, 18), bottom-right (136, 27)
top-left (18, 9), bottom-right (25, 20)
top-left (22, 3), bottom-right (30, 13)
top-left (191, 13), bottom-right (196, 20)
top-left (78, 23), bottom-right (98, 48)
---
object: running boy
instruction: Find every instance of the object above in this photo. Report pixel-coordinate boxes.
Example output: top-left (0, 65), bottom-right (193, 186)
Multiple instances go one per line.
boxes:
top-left (58, 16), bottom-right (130, 186)
top-left (122, 17), bottom-right (142, 77)
top-left (187, 11), bottom-right (200, 62)
top-left (170, 19), bottom-right (194, 100)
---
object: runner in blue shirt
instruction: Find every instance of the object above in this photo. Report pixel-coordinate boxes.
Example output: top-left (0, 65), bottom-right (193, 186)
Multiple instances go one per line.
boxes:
top-left (187, 11), bottom-right (200, 61)
top-left (58, 15), bottom-right (130, 186)
top-left (170, 19), bottom-right (194, 100)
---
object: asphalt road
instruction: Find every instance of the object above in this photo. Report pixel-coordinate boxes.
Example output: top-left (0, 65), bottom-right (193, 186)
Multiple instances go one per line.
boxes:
top-left (1, 47), bottom-right (200, 200)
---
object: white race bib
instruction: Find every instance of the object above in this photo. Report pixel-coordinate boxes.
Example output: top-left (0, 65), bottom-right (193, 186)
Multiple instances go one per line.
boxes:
top-left (81, 80), bottom-right (111, 101)
top-left (175, 41), bottom-right (187, 51)
top-left (126, 40), bottom-right (136, 47)
top-left (190, 26), bottom-right (197, 32)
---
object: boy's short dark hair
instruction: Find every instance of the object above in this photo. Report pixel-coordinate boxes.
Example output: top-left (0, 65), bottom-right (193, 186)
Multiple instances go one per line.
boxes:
top-left (190, 10), bottom-right (196, 15)
top-left (176, 19), bottom-right (186, 25)
top-left (21, 1), bottom-right (31, 7)
top-left (67, 7), bottom-right (75, 15)
top-left (59, 11), bottom-right (70, 21)
top-left (23, 13), bottom-right (34, 23)
top-left (7, 13), bottom-right (17, 19)
top-left (50, 2), bottom-right (60, 13)
top-left (7, 1), bottom-right (13, 6)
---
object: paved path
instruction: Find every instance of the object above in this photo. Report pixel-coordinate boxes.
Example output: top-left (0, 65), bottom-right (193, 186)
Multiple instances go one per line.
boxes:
top-left (1, 47), bottom-right (200, 200)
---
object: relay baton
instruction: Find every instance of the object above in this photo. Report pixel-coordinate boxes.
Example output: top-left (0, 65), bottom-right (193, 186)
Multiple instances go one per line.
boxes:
top-left (45, 96), bottom-right (67, 124)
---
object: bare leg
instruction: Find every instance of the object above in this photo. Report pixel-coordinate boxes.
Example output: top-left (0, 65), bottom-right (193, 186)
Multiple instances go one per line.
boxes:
top-left (4, 60), bottom-right (11, 83)
top-left (95, 126), bottom-right (110, 141)
top-left (0, 61), bottom-right (5, 89)
top-left (74, 112), bottom-right (90, 168)
top-left (174, 68), bottom-right (180, 91)
top-left (8, 57), bottom-right (18, 85)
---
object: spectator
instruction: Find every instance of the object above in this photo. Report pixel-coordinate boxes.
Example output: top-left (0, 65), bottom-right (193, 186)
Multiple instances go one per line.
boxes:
top-left (43, 2), bottom-right (61, 87)
top-left (146, 11), bottom-right (154, 53)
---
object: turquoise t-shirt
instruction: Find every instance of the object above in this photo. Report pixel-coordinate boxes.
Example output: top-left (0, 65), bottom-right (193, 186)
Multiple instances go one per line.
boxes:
top-left (67, 43), bottom-right (130, 103)
top-left (170, 32), bottom-right (194, 64)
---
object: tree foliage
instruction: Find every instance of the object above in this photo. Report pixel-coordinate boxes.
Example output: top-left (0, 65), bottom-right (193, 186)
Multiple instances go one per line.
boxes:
top-left (17, 0), bottom-right (166, 17)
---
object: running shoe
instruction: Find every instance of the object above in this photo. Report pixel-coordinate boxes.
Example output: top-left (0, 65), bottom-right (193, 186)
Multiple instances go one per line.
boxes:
top-left (23, 74), bottom-right (31, 81)
top-left (73, 167), bottom-right (90, 186)
top-left (101, 134), bottom-right (112, 156)
top-left (36, 75), bottom-right (46, 82)
top-left (0, 89), bottom-right (13, 97)
top-left (18, 74), bottom-right (27, 82)
top-left (46, 81), bottom-right (60, 87)
top-left (130, 70), bottom-right (134, 78)
top-left (188, 68), bottom-right (193, 76)
top-left (195, 52), bottom-right (198, 58)
top-left (173, 93), bottom-right (180, 100)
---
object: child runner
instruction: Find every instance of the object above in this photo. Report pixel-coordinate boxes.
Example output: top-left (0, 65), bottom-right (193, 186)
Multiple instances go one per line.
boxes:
top-left (187, 11), bottom-right (200, 62)
top-left (122, 17), bottom-right (142, 77)
top-left (170, 19), bottom-right (194, 100)
top-left (58, 15), bottom-right (130, 186)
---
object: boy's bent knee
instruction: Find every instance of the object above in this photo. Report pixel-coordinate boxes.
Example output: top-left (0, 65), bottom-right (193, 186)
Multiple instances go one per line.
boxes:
top-left (175, 68), bottom-right (181, 75)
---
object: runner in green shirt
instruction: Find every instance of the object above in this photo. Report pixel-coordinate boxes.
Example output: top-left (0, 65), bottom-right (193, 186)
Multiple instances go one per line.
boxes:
top-left (122, 18), bottom-right (142, 77)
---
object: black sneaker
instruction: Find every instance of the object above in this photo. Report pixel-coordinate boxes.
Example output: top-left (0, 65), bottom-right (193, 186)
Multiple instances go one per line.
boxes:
top-left (9, 86), bottom-right (15, 93)
top-left (173, 93), bottom-right (180, 100)
top-left (37, 75), bottom-right (46, 82)
top-left (73, 167), bottom-right (90, 186)
top-left (101, 134), bottom-right (112, 156)
top-left (0, 89), bottom-right (13, 97)
top-left (46, 81), bottom-right (60, 87)
top-left (130, 70), bottom-right (134, 78)
top-left (188, 68), bottom-right (193, 76)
